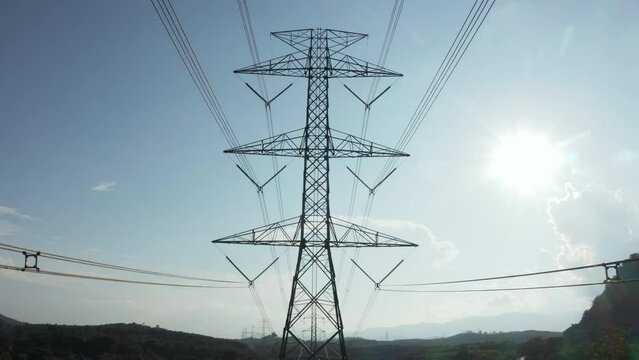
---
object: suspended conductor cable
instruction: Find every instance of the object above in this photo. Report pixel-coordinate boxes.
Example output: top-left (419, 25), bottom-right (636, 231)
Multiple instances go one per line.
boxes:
top-left (375, 0), bottom-right (496, 184)
top-left (353, 289), bottom-right (379, 336)
top-left (149, 0), bottom-right (258, 180)
top-left (346, 0), bottom-right (404, 223)
top-left (381, 278), bottom-right (639, 293)
top-left (341, 193), bottom-right (376, 304)
top-left (258, 190), bottom-right (287, 303)
top-left (0, 243), bottom-right (240, 284)
top-left (249, 285), bottom-right (275, 333)
top-left (236, 0), bottom-right (287, 221)
top-left (368, 0), bottom-right (404, 102)
top-left (0, 264), bottom-right (244, 289)
top-left (386, 256), bottom-right (639, 287)
top-left (342, 2), bottom-right (405, 297)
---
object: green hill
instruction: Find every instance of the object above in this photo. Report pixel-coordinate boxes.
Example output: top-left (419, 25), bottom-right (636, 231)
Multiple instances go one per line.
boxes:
top-left (0, 315), bottom-right (23, 327)
top-left (518, 253), bottom-right (639, 360)
top-left (3, 254), bottom-right (639, 359)
top-left (0, 321), bottom-right (265, 360)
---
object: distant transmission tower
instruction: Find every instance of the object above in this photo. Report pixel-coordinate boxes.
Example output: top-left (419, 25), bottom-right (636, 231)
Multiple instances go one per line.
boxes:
top-left (213, 28), bottom-right (417, 360)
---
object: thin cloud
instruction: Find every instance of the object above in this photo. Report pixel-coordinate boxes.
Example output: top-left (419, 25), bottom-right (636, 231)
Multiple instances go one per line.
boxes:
top-left (0, 206), bottom-right (37, 236)
top-left (0, 206), bottom-right (35, 221)
top-left (613, 150), bottom-right (639, 164)
top-left (0, 219), bottom-right (20, 237)
top-left (91, 181), bottom-right (116, 192)
top-left (355, 216), bottom-right (459, 268)
top-left (547, 183), bottom-right (639, 268)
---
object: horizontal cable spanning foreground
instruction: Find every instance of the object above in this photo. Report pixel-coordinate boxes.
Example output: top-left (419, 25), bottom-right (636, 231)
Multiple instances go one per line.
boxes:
top-left (0, 264), bottom-right (244, 289)
top-left (0, 242), bottom-right (240, 284)
top-left (385, 257), bottom-right (639, 287)
top-left (212, 216), bottom-right (417, 247)
top-left (381, 278), bottom-right (639, 293)
top-left (224, 128), bottom-right (409, 158)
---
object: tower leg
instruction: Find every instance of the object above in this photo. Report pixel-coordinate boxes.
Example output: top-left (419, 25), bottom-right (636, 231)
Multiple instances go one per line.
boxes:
top-left (278, 32), bottom-right (347, 360)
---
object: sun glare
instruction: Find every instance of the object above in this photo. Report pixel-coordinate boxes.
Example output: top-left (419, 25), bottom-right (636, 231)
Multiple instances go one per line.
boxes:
top-left (489, 131), bottom-right (563, 194)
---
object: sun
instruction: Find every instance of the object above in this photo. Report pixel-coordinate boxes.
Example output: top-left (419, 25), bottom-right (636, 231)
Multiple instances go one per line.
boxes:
top-left (489, 131), bottom-right (563, 194)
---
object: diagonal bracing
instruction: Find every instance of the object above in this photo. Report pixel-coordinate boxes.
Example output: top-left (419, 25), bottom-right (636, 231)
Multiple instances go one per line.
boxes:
top-left (213, 28), bottom-right (417, 360)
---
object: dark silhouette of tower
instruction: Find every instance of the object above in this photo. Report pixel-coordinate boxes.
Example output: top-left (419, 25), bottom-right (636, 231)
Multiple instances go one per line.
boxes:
top-left (213, 28), bottom-right (417, 359)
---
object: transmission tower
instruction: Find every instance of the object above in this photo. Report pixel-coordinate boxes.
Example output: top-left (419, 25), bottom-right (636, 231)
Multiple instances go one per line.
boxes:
top-left (213, 28), bottom-right (417, 360)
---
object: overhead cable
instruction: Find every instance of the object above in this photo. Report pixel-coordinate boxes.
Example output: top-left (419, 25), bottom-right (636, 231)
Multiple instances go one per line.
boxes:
top-left (149, 0), bottom-right (258, 180)
top-left (341, 0), bottom-right (405, 306)
top-left (375, 0), bottom-right (496, 184)
top-left (0, 264), bottom-right (244, 289)
top-left (234, 0), bottom-right (289, 304)
top-left (0, 242), bottom-right (239, 284)
top-left (385, 257), bottom-right (639, 287)
top-left (381, 278), bottom-right (639, 293)
top-left (346, 0), bottom-right (405, 222)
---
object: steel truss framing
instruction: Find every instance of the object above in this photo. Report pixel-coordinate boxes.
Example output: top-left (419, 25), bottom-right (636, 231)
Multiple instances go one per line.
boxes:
top-left (213, 28), bottom-right (417, 360)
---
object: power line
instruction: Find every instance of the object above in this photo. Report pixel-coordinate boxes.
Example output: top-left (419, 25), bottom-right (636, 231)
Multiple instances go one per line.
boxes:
top-left (215, 28), bottom-right (413, 358)
top-left (149, 0), bottom-right (258, 180)
top-left (368, 0), bottom-right (404, 102)
top-left (385, 257), bottom-right (639, 287)
top-left (0, 242), bottom-right (239, 284)
top-left (234, 0), bottom-right (288, 305)
top-left (346, 0), bottom-right (405, 222)
top-left (237, 0), bottom-right (268, 99)
top-left (341, 0), bottom-right (495, 301)
top-left (236, 0), bottom-right (287, 222)
top-left (375, 0), bottom-right (495, 184)
top-left (341, 0), bottom-right (405, 308)
top-left (0, 264), bottom-right (244, 289)
top-left (381, 278), bottom-right (639, 293)
top-left (353, 288), bottom-right (379, 336)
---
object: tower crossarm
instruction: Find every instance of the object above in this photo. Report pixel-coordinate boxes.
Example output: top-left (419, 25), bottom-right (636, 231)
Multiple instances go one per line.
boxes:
top-left (224, 128), bottom-right (409, 158)
top-left (331, 217), bottom-right (417, 247)
top-left (330, 129), bottom-right (408, 158)
top-left (235, 51), bottom-right (402, 79)
top-left (218, 27), bottom-right (407, 359)
top-left (234, 52), bottom-right (309, 78)
top-left (212, 216), bottom-right (417, 248)
top-left (213, 217), bottom-right (300, 246)
top-left (328, 52), bottom-right (403, 78)
top-left (272, 28), bottom-right (368, 53)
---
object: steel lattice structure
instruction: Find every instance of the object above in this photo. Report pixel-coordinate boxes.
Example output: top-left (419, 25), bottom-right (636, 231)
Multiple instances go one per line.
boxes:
top-left (213, 28), bottom-right (417, 360)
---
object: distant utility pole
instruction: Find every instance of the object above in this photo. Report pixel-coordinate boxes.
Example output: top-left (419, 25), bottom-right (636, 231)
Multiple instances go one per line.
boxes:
top-left (213, 28), bottom-right (417, 359)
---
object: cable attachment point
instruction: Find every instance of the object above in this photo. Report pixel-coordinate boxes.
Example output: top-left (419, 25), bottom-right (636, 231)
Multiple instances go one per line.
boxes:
top-left (22, 250), bottom-right (40, 272)
top-left (346, 166), bottom-right (397, 195)
top-left (351, 258), bottom-right (405, 289)
top-left (604, 262), bottom-right (621, 282)
top-left (343, 84), bottom-right (392, 110)
top-left (236, 164), bottom-right (287, 194)
top-left (245, 82), bottom-right (293, 109)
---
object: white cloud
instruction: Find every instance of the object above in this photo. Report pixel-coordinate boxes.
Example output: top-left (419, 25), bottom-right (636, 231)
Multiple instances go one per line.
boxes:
top-left (0, 219), bottom-right (20, 237)
top-left (547, 183), bottom-right (639, 267)
top-left (0, 205), bottom-right (38, 237)
top-left (0, 206), bottom-right (35, 221)
top-left (559, 25), bottom-right (575, 57)
top-left (362, 217), bottom-right (458, 268)
top-left (613, 150), bottom-right (639, 164)
top-left (91, 181), bottom-right (116, 192)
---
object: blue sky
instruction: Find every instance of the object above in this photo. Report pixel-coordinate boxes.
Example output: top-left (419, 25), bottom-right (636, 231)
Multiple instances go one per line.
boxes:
top-left (1, 0), bottom-right (638, 339)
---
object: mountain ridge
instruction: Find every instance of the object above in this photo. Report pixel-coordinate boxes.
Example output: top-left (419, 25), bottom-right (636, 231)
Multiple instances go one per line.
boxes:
top-left (359, 311), bottom-right (577, 340)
